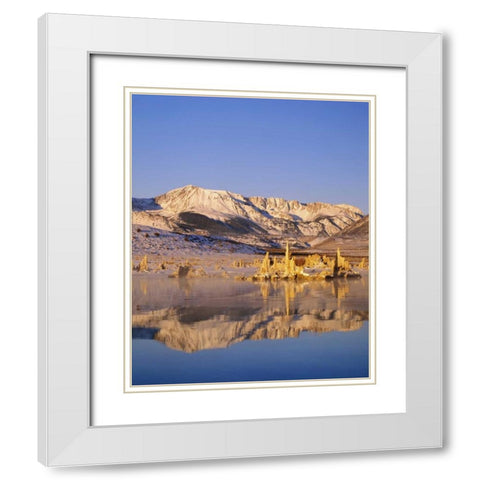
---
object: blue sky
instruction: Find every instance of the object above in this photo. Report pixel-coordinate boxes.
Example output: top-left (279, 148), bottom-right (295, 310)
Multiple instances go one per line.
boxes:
top-left (132, 94), bottom-right (369, 213)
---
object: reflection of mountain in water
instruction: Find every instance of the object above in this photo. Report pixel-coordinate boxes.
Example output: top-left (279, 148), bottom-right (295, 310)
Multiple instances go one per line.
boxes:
top-left (133, 308), bottom-right (367, 353)
top-left (132, 278), bottom-right (368, 353)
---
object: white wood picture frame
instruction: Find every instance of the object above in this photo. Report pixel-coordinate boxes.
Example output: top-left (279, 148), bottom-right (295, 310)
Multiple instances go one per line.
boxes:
top-left (38, 13), bottom-right (442, 466)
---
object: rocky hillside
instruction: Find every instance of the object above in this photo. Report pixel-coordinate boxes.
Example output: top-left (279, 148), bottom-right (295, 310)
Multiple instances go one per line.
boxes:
top-left (314, 215), bottom-right (369, 255)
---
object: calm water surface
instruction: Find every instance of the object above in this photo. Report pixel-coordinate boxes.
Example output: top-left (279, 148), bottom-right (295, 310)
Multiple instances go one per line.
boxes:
top-left (132, 275), bottom-right (369, 385)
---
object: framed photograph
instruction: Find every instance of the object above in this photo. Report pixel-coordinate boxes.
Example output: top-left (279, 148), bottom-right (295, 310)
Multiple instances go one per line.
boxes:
top-left (38, 14), bottom-right (442, 466)
top-left (124, 88), bottom-right (375, 393)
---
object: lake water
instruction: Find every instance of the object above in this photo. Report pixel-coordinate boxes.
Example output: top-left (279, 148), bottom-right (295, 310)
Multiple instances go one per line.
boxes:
top-left (132, 275), bottom-right (369, 385)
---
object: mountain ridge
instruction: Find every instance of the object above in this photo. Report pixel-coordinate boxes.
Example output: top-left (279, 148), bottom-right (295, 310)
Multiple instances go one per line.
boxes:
top-left (133, 185), bottom-right (365, 249)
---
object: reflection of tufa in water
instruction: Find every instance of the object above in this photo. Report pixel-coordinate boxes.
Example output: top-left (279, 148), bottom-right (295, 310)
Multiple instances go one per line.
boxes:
top-left (132, 274), bottom-right (369, 353)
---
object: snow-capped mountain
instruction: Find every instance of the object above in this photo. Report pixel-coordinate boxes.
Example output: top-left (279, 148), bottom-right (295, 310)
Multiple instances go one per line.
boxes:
top-left (132, 185), bottom-right (364, 248)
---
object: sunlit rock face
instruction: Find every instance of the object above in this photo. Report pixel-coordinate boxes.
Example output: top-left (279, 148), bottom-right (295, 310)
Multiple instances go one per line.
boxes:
top-left (132, 185), bottom-right (364, 248)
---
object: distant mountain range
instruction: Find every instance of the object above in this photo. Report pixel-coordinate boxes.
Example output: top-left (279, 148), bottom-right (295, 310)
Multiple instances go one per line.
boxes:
top-left (132, 185), bottom-right (367, 250)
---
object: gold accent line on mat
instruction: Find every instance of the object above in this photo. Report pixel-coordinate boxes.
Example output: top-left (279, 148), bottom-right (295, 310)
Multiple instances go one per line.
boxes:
top-left (125, 379), bottom-right (376, 394)
top-left (125, 85), bottom-right (377, 98)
